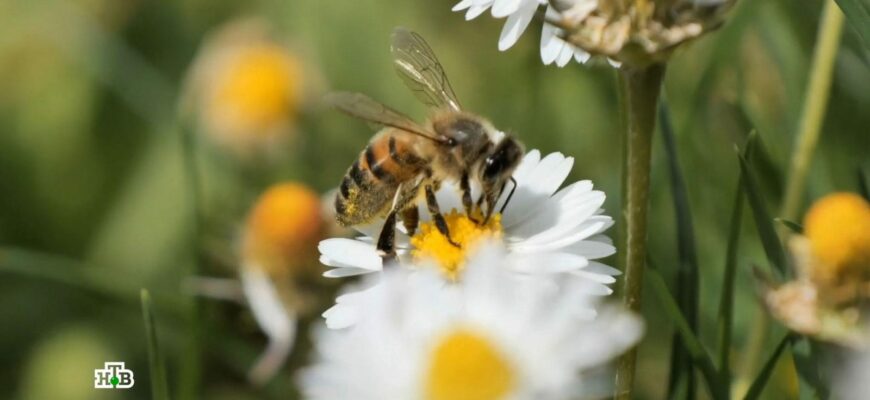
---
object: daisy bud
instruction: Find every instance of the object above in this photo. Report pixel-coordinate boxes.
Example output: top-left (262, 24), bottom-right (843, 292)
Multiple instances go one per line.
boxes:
top-left (184, 19), bottom-right (305, 157)
top-left (551, 0), bottom-right (735, 67)
top-left (803, 192), bottom-right (870, 288)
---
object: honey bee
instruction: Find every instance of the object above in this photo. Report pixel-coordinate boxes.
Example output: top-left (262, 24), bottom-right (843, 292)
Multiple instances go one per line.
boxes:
top-left (329, 28), bottom-right (524, 261)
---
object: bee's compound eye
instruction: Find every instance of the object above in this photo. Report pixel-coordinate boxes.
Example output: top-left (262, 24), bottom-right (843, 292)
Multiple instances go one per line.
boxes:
top-left (444, 137), bottom-right (457, 147)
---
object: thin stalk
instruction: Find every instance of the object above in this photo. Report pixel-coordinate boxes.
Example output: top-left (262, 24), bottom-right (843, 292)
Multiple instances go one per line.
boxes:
top-left (716, 185), bottom-right (743, 399)
top-left (780, 0), bottom-right (844, 223)
top-left (141, 289), bottom-right (171, 400)
top-left (614, 63), bottom-right (666, 400)
top-left (178, 123), bottom-right (204, 400)
top-left (737, 1), bottom-right (844, 395)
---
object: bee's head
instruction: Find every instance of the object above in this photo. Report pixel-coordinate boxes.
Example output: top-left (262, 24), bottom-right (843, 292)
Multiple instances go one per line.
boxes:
top-left (481, 137), bottom-right (523, 185)
top-left (478, 136), bottom-right (524, 217)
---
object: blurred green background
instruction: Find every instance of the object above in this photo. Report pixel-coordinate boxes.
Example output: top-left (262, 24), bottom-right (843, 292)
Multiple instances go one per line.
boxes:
top-left (0, 0), bottom-right (867, 399)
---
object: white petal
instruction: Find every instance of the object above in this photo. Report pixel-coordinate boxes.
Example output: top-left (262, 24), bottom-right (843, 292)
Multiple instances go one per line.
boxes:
top-left (507, 180), bottom-right (600, 238)
top-left (571, 269), bottom-right (617, 284)
top-left (562, 239), bottom-right (617, 259)
top-left (452, 0), bottom-right (474, 11)
top-left (318, 238), bottom-right (382, 270)
top-left (510, 218), bottom-right (607, 253)
top-left (322, 267), bottom-right (375, 278)
top-left (574, 48), bottom-right (591, 64)
top-left (497, 0), bottom-right (538, 51)
top-left (466, 4), bottom-right (490, 19)
top-left (240, 268), bottom-right (295, 340)
top-left (322, 303), bottom-right (359, 329)
top-left (491, 0), bottom-right (523, 18)
top-left (569, 309), bottom-right (644, 370)
top-left (501, 152), bottom-right (573, 228)
top-left (556, 43), bottom-right (574, 67)
top-left (511, 252), bottom-right (589, 274)
top-left (540, 23), bottom-right (564, 65)
top-left (587, 260), bottom-right (621, 276)
top-left (607, 58), bottom-right (622, 68)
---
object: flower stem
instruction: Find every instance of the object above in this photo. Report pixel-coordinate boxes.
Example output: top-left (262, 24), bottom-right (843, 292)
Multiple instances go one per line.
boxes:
top-left (614, 63), bottom-right (666, 399)
top-left (780, 0), bottom-right (844, 223)
top-left (178, 123), bottom-right (204, 400)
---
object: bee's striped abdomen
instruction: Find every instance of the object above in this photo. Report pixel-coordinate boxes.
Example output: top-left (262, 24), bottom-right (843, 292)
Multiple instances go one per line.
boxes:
top-left (334, 131), bottom-right (425, 227)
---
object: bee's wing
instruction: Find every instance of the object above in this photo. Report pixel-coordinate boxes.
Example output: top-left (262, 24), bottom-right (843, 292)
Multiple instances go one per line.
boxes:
top-left (391, 28), bottom-right (462, 112)
top-left (325, 92), bottom-right (446, 143)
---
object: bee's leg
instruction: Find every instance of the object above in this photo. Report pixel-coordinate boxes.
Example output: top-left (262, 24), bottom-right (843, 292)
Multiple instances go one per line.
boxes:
top-left (425, 184), bottom-right (460, 248)
top-left (460, 172), bottom-right (479, 224)
top-left (375, 210), bottom-right (398, 264)
top-left (401, 206), bottom-right (419, 237)
top-left (483, 181), bottom-right (508, 224)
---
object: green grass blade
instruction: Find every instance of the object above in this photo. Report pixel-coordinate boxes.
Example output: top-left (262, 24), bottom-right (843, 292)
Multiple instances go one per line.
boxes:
top-left (834, 0), bottom-right (870, 48)
top-left (774, 218), bottom-right (804, 234)
top-left (736, 134), bottom-right (787, 276)
top-left (742, 334), bottom-right (792, 400)
top-left (716, 184), bottom-right (743, 396)
top-left (648, 267), bottom-right (725, 400)
top-left (0, 247), bottom-right (136, 302)
top-left (141, 289), bottom-right (171, 400)
top-left (659, 99), bottom-right (699, 400)
top-left (792, 337), bottom-right (831, 400)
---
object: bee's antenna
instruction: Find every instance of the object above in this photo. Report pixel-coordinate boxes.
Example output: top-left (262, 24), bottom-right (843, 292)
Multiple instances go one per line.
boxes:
top-left (498, 176), bottom-right (518, 214)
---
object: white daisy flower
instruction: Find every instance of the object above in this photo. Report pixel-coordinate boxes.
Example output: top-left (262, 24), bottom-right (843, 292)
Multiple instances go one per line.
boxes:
top-left (319, 150), bottom-right (619, 329)
top-left (300, 245), bottom-right (643, 400)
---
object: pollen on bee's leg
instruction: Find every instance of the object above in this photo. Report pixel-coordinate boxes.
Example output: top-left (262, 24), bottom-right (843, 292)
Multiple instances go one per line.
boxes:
top-left (410, 210), bottom-right (502, 280)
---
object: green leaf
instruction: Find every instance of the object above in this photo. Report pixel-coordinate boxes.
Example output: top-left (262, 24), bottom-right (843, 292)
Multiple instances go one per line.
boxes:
top-left (834, 0), bottom-right (870, 48)
top-left (792, 337), bottom-right (831, 399)
top-left (774, 218), bottom-right (804, 234)
top-left (659, 99), bottom-right (699, 400)
top-left (743, 334), bottom-right (792, 400)
top-left (648, 267), bottom-right (726, 400)
top-left (716, 183), bottom-right (744, 397)
top-left (141, 289), bottom-right (171, 400)
top-left (736, 133), bottom-right (787, 276)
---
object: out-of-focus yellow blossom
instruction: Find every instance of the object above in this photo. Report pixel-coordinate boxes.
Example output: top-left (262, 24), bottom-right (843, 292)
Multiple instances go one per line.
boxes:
top-left (804, 192), bottom-right (870, 288)
top-left (185, 19), bottom-right (305, 156)
top-left (237, 182), bottom-right (324, 385)
top-left (242, 182), bottom-right (323, 278)
top-left (764, 192), bottom-right (870, 349)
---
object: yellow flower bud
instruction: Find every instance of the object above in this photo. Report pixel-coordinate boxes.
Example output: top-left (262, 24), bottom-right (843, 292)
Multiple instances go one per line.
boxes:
top-left (242, 183), bottom-right (322, 278)
top-left (804, 192), bottom-right (870, 286)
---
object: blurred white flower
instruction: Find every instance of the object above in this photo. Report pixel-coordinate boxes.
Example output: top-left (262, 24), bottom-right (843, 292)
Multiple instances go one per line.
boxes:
top-left (319, 150), bottom-right (619, 328)
top-left (186, 182), bottom-right (323, 384)
top-left (299, 245), bottom-right (643, 400)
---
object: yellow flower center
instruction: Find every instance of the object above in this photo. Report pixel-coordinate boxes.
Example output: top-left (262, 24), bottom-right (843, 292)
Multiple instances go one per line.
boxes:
top-left (424, 329), bottom-right (516, 400)
top-left (216, 44), bottom-right (300, 133)
top-left (804, 192), bottom-right (870, 284)
top-left (243, 182), bottom-right (322, 277)
top-left (410, 210), bottom-right (502, 280)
